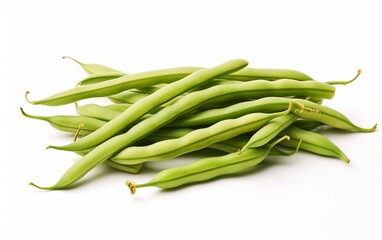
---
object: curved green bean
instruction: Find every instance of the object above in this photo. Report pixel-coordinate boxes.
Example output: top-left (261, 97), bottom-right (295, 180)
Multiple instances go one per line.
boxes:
top-left (25, 67), bottom-right (201, 106)
top-left (241, 113), bottom-right (297, 150)
top-left (171, 97), bottom-right (323, 128)
top-left (292, 101), bottom-right (376, 132)
top-left (104, 161), bottom-right (143, 174)
top-left (292, 119), bottom-right (325, 131)
top-left (278, 126), bottom-right (350, 163)
top-left (103, 103), bottom-right (131, 112)
top-left (112, 109), bottom-right (290, 164)
top-left (20, 108), bottom-right (106, 136)
top-left (108, 90), bottom-right (149, 104)
top-left (126, 135), bottom-right (290, 193)
top-left (76, 128), bottom-right (248, 156)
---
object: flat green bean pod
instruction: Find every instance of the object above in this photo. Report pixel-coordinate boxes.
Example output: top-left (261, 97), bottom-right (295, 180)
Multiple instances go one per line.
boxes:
top-left (103, 103), bottom-right (130, 112)
top-left (292, 119), bottom-right (325, 131)
top-left (25, 67), bottom-right (201, 106)
top-left (75, 128), bottom-right (248, 156)
top-left (111, 109), bottom-right (290, 164)
top-left (292, 101), bottom-right (376, 132)
top-left (108, 79), bottom-right (240, 104)
top-left (126, 135), bottom-right (290, 193)
top-left (108, 90), bottom-right (150, 104)
top-left (20, 108), bottom-right (106, 136)
top-left (278, 126), bottom-right (350, 163)
top-left (241, 113), bottom-right (297, 150)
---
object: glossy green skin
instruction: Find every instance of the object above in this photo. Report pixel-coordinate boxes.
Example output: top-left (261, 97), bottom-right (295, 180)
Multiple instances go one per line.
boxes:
top-left (135, 139), bottom-right (282, 189)
top-left (108, 90), bottom-right (148, 104)
top-left (242, 113), bottom-right (297, 150)
top-left (145, 128), bottom-right (246, 153)
top-left (103, 103), bottom-right (130, 112)
top-left (112, 111), bottom-right (288, 164)
top-left (49, 59), bottom-right (249, 152)
top-left (76, 128), bottom-right (247, 156)
top-left (291, 101), bottom-right (376, 132)
top-left (27, 67), bottom-right (201, 106)
top-left (20, 108), bottom-right (106, 136)
top-left (174, 96), bottom-right (375, 133)
top-left (279, 126), bottom-right (350, 163)
top-left (172, 97), bottom-right (325, 127)
top-left (75, 103), bottom-right (122, 121)
top-left (32, 60), bottom-right (251, 189)
top-left (107, 80), bottom-right (239, 104)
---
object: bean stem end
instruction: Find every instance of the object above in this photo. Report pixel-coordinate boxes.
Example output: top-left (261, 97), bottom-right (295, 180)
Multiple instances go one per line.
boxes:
top-left (126, 181), bottom-right (137, 194)
top-left (25, 91), bottom-right (35, 104)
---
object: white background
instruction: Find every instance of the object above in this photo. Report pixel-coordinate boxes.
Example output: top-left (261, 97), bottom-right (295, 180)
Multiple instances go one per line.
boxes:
top-left (1, 0), bottom-right (381, 239)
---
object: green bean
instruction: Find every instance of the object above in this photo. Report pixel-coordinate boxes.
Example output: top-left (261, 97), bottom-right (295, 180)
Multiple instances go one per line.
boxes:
top-left (103, 103), bottom-right (130, 112)
top-left (171, 97), bottom-right (325, 128)
top-left (108, 90), bottom-right (149, 104)
top-left (76, 128), bottom-right (247, 156)
top-left (63, 56), bottom-right (122, 74)
top-left (104, 161), bottom-right (143, 174)
top-left (292, 101), bottom-right (376, 132)
top-left (292, 119), bottom-right (325, 131)
top-left (174, 97), bottom-right (375, 132)
top-left (126, 135), bottom-right (290, 193)
top-left (20, 108), bottom-right (106, 136)
top-left (241, 113), bottom-right (297, 150)
top-left (26, 66), bottom-right (314, 106)
top-left (144, 128), bottom-right (248, 153)
top-left (86, 64), bottom-right (314, 81)
top-left (111, 109), bottom-right (290, 164)
top-left (25, 67), bottom-right (201, 106)
top-left (278, 126), bottom-right (350, 163)
top-left (48, 59), bottom-right (248, 152)
top-left (223, 68), bottom-right (312, 80)
top-left (75, 103), bottom-right (121, 121)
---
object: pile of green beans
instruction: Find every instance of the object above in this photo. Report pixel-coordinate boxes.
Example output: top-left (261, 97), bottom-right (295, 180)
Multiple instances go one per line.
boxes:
top-left (22, 57), bottom-right (376, 194)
